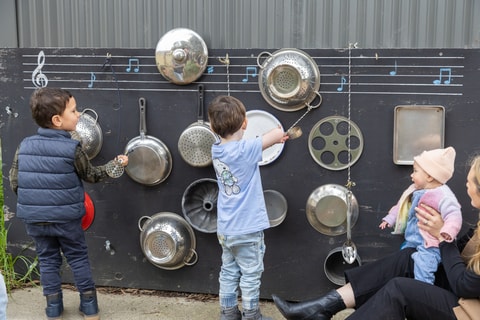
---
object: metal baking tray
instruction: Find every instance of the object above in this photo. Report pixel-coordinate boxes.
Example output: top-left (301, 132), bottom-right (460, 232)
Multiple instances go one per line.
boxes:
top-left (393, 105), bottom-right (445, 165)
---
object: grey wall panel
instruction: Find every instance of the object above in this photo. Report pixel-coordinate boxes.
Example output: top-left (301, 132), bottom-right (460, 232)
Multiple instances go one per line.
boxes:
top-left (7, 0), bottom-right (480, 48)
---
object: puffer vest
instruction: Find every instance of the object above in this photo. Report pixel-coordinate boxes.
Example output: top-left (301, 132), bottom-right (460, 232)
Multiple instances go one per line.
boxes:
top-left (16, 128), bottom-right (84, 223)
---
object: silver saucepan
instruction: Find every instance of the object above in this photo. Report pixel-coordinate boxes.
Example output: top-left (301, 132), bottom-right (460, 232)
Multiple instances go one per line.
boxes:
top-left (124, 98), bottom-right (172, 186)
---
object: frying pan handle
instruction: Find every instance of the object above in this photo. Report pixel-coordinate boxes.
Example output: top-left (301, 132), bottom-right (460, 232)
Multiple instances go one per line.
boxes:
top-left (139, 97), bottom-right (147, 136)
top-left (197, 84), bottom-right (205, 121)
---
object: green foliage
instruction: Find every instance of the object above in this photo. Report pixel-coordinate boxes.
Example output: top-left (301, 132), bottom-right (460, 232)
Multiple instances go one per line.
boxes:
top-left (0, 156), bottom-right (39, 292)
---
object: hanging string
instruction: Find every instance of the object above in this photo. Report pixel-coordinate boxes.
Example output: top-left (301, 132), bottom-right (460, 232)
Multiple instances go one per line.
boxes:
top-left (219, 54), bottom-right (230, 95)
top-left (101, 53), bottom-right (123, 148)
top-left (346, 43), bottom-right (357, 191)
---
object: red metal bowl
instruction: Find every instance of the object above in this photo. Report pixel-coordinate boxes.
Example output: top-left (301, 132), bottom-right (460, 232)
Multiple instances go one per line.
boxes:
top-left (82, 192), bottom-right (95, 230)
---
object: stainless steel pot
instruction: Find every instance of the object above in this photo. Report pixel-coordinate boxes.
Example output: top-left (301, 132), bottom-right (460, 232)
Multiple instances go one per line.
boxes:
top-left (138, 212), bottom-right (198, 270)
top-left (324, 247), bottom-right (361, 285)
top-left (264, 189), bottom-right (288, 227)
top-left (125, 98), bottom-right (172, 186)
top-left (155, 28), bottom-right (208, 85)
top-left (74, 108), bottom-right (103, 160)
top-left (178, 84), bottom-right (217, 167)
top-left (306, 184), bottom-right (359, 236)
top-left (257, 48), bottom-right (322, 112)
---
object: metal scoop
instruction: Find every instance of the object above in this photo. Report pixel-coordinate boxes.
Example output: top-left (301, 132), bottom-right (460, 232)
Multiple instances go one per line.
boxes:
top-left (286, 126), bottom-right (303, 139)
top-left (342, 191), bottom-right (358, 264)
top-left (105, 149), bottom-right (133, 178)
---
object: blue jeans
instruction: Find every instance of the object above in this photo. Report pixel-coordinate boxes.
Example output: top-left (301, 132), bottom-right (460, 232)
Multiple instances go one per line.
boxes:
top-left (217, 231), bottom-right (265, 310)
top-left (25, 219), bottom-right (95, 296)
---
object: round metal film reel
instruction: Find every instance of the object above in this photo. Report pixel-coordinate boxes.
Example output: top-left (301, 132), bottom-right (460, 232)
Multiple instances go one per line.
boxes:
top-left (308, 116), bottom-right (364, 171)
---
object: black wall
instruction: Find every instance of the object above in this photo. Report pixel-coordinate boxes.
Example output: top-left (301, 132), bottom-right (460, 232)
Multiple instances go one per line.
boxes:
top-left (1, 48), bottom-right (479, 300)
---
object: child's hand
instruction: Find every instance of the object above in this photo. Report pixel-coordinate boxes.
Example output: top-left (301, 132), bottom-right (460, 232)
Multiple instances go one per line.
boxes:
top-left (379, 221), bottom-right (390, 230)
top-left (280, 132), bottom-right (290, 143)
top-left (115, 155), bottom-right (129, 167)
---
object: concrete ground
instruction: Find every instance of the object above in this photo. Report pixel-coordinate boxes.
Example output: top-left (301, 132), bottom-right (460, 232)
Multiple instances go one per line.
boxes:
top-left (6, 285), bottom-right (354, 320)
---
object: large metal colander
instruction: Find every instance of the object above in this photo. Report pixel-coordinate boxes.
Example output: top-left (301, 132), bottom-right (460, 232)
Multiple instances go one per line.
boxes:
top-left (138, 212), bottom-right (198, 270)
top-left (257, 48), bottom-right (322, 112)
top-left (74, 108), bottom-right (103, 159)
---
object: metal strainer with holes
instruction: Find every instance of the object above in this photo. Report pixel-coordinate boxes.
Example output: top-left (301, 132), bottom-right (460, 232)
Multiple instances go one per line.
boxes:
top-left (74, 108), bottom-right (103, 160)
top-left (257, 48), bottom-right (322, 112)
top-left (138, 212), bottom-right (198, 270)
top-left (178, 85), bottom-right (217, 167)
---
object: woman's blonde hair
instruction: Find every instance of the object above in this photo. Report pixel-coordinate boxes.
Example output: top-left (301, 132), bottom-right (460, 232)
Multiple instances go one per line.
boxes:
top-left (467, 155), bottom-right (480, 274)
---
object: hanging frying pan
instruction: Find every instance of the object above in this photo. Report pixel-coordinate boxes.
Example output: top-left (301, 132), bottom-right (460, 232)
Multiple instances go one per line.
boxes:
top-left (243, 110), bottom-right (285, 166)
top-left (124, 98), bottom-right (173, 186)
top-left (178, 84), bottom-right (217, 167)
top-left (306, 184), bottom-right (359, 236)
top-left (82, 192), bottom-right (95, 231)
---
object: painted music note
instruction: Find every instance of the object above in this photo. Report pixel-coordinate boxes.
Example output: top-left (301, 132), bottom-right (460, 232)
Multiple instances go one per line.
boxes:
top-left (88, 72), bottom-right (96, 88)
top-left (32, 50), bottom-right (49, 88)
top-left (433, 68), bottom-right (451, 85)
top-left (242, 66), bottom-right (258, 83)
top-left (337, 76), bottom-right (347, 92)
top-left (126, 58), bottom-right (140, 72)
top-left (207, 66), bottom-right (214, 74)
top-left (390, 60), bottom-right (397, 76)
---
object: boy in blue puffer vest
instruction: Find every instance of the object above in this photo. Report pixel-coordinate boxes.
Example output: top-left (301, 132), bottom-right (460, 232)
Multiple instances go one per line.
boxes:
top-left (9, 87), bottom-right (128, 320)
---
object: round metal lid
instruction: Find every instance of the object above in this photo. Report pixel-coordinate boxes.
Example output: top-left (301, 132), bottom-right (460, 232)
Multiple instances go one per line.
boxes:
top-left (155, 28), bottom-right (208, 85)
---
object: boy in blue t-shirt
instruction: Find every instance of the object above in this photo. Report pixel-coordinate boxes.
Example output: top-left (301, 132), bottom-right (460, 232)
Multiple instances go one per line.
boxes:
top-left (208, 95), bottom-right (288, 320)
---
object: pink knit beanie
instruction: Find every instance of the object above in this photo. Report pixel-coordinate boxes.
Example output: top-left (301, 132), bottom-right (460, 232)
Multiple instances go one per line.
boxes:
top-left (413, 146), bottom-right (456, 184)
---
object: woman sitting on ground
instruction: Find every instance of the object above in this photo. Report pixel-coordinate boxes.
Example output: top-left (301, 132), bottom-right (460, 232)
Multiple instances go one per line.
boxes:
top-left (272, 155), bottom-right (480, 320)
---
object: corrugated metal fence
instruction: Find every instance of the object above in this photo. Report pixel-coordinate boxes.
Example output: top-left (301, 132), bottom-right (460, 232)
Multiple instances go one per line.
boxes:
top-left (3, 0), bottom-right (480, 49)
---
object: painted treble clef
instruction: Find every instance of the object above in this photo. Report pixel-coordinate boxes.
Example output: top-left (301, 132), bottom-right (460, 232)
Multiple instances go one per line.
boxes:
top-left (32, 50), bottom-right (48, 88)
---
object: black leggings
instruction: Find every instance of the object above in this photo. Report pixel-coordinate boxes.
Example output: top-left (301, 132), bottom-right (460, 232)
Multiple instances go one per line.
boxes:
top-left (345, 248), bottom-right (458, 320)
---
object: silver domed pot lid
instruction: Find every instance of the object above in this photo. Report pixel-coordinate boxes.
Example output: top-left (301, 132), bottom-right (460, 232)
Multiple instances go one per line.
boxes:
top-left (155, 28), bottom-right (208, 85)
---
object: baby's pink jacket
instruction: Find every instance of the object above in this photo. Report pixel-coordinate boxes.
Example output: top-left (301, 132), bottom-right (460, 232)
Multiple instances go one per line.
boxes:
top-left (382, 184), bottom-right (462, 248)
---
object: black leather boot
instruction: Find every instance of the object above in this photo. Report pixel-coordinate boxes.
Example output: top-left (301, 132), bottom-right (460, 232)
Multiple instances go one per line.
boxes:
top-left (272, 290), bottom-right (346, 320)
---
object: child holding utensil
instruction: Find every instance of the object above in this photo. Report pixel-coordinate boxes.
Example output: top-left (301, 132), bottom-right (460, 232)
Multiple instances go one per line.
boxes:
top-left (379, 147), bottom-right (462, 284)
top-left (208, 95), bottom-right (288, 320)
top-left (9, 87), bottom-right (128, 320)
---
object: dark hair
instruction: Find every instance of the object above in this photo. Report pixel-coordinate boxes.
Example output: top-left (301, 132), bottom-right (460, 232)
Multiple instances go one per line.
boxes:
top-left (30, 87), bottom-right (73, 128)
top-left (207, 95), bottom-right (246, 138)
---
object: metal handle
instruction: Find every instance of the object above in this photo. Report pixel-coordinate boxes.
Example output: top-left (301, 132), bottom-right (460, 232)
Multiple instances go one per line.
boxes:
top-left (81, 108), bottom-right (99, 124)
top-left (197, 84), bottom-right (205, 122)
top-left (138, 97), bottom-right (147, 137)
top-left (137, 216), bottom-right (152, 231)
top-left (305, 92), bottom-right (323, 110)
top-left (256, 51), bottom-right (273, 68)
top-left (183, 249), bottom-right (199, 266)
top-left (346, 191), bottom-right (352, 241)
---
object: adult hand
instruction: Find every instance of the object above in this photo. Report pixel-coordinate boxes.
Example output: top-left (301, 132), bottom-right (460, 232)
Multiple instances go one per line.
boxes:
top-left (415, 203), bottom-right (444, 239)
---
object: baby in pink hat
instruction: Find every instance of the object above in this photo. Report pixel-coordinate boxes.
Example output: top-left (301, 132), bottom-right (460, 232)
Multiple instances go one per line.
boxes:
top-left (380, 146), bottom-right (462, 284)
